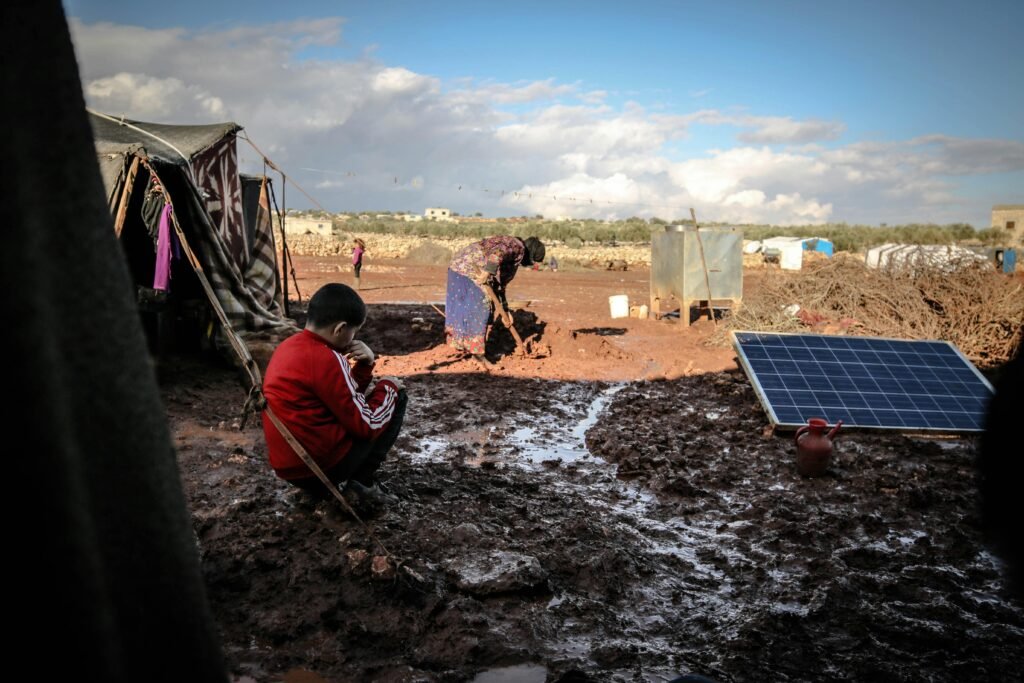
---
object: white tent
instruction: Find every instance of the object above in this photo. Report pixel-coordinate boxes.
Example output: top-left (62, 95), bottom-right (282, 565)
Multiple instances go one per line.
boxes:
top-left (865, 243), bottom-right (989, 273)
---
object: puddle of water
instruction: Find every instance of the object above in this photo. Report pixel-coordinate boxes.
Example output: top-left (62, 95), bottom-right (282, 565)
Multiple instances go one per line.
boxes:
top-left (412, 384), bottom-right (627, 468)
top-left (928, 438), bottom-right (970, 451)
top-left (471, 664), bottom-right (548, 683)
top-left (509, 384), bottom-right (627, 464)
top-left (415, 425), bottom-right (495, 462)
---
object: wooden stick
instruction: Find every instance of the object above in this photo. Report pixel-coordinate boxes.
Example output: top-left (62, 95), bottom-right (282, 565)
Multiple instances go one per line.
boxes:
top-left (481, 284), bottom-right (527, 355)
top-left (265, 404), bottom-right (394, 560)
top-left (113, 156), bottom-right (140, 237)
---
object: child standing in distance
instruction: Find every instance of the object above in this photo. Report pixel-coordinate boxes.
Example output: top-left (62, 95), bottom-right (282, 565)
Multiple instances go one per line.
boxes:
top-left (352, 238), bottom-right (366, 289)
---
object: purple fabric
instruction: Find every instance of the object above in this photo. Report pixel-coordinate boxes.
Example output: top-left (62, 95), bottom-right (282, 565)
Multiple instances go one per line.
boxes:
top-left (153, 204), bottom-right (175, 291)
top-left (449, 236), bottom-right (524, 287)
top-left (352, 245), bottom-right (364, 265)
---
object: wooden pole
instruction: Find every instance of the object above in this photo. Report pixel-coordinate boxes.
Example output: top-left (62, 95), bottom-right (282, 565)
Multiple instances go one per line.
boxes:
top-left (481, 283), bottom-right (527, 355)
top-left (280, 176), bottom-right (289, 315)
top-left (113, 156), bottom-right (140, 237)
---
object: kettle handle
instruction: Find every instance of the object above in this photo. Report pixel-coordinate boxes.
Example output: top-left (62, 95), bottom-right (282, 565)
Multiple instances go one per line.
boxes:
top-left (794, 424), bottom-right (810, 444)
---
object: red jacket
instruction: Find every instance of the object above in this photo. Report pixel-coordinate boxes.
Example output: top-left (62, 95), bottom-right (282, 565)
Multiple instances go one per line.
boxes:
top-left (261, 330), bottom-right (400, 480)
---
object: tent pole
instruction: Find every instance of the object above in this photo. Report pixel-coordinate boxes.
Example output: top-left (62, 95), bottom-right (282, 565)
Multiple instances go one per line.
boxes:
top-left (280, 176), bottom-right (302, 304)
top-left (283, 175), bottom-right (289, 312)
top-left (264, 159), bottom-right (286, 314)
top-left (269, 175), bottom-right (298, 315)
top-left (261, 173), bottom-right (286, 312)
top-left (113, 156), bottom-right (141, 237)
top-left (238, 133), bottom-right (354, 242)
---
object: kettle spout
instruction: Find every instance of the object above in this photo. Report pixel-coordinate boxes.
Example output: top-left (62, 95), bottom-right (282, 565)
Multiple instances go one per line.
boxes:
top-left (828, 420), bottom-right (843, 440)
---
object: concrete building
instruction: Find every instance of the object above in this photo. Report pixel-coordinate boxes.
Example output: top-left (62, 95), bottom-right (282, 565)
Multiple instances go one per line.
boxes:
top-left (425, 207), bottom-right (452, 220)
top-left (284, 216), bottom-right (333, 236)
top-left (992, 205), bottom-right (1024, 244)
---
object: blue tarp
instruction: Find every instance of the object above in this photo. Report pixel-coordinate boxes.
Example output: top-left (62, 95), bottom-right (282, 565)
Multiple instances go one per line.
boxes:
top-left (999, 248), bottom-right (1016, 273)
top-left (801, 238), bottom-right (834, 257)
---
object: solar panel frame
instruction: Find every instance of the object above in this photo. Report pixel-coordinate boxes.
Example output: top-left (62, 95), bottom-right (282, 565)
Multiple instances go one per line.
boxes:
top-left (731, 330), bottom-right (995, 433)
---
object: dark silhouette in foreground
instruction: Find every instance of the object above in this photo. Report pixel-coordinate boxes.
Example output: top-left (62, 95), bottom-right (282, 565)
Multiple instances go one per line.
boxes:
top-left (5, 2), bottom-right (226, 680)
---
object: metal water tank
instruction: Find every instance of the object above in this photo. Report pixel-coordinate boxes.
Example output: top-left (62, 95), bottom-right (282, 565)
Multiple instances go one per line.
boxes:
top-left (650, 225), bottom-right (743, 324)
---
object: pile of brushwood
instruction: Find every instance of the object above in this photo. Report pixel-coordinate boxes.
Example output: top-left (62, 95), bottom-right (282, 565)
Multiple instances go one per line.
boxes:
top-left (718, 254), bottom-right (1023, 368)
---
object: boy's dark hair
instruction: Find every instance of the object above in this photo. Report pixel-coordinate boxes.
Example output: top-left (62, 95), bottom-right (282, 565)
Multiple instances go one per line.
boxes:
top-left (306, 283), bottom-right (366, 327)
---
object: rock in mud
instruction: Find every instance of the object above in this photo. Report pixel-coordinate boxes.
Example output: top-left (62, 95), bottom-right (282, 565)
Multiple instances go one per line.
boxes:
top-left (346, 549), bottom-right (369, 573)
top-left (448, 551), bottom-right (547, 595)
top-left (371, 555), bottom-right (396, 581)
top-left (451, 522), bottom-right (482, 545)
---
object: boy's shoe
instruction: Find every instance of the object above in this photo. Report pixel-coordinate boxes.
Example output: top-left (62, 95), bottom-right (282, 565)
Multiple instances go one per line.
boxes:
top-left (341, 480), bottom-right (396, 515)
top-left (357, 480), bottom-right (400, 505)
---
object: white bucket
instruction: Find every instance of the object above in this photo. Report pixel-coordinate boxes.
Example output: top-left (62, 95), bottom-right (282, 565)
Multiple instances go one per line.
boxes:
top-left (609, 294), bottom-right (629, 319)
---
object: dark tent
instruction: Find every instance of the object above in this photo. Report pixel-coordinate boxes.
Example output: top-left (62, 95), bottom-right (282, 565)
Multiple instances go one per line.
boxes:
top-left (90, 110), bottom-right (297, 350)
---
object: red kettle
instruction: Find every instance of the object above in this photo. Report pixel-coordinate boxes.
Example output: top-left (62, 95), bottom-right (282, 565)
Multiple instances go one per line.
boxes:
top-left (794, 417), bottom-right (842, 477)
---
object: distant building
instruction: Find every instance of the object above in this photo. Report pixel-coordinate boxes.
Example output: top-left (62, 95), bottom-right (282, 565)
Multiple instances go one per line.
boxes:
top-left (401, 214), bottom-right (424, 222)
top-left (284, 217), bottom-right (333, 236)
top-left (425, 207), bottom-right (452, 221)
top-left (992, 205), bottom-right (1024, 244)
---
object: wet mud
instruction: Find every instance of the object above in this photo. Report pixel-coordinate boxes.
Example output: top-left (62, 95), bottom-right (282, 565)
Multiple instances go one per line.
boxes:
top-left (163, 305), bottom-right (1024, 682)
top-left (585, 372), bottom-right (1024, 680)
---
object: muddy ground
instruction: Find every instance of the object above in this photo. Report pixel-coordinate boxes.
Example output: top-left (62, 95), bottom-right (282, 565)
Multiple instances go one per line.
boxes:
top-left (166, 262), bottom-right (1024, 682)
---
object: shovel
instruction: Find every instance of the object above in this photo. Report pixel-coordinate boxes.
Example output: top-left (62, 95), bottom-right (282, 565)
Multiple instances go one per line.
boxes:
top-left (481, 284), bottom-right (534, 356)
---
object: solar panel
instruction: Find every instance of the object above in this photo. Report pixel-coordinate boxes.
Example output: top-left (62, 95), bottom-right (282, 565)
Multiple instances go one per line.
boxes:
top-left (732, 331), bottom-right (994, 433)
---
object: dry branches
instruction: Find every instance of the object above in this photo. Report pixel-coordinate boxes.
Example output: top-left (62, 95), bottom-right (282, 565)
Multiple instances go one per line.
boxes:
top-left (718, 254), bottom-right (1023, 368)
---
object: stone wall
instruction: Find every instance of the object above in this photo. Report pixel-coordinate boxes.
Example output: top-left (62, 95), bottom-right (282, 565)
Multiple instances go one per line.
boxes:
top-left (991, 205), bottom-right (1024, 245)
top-left (283, 217), bottom-right (333, 236)
top-left (283, 233), bottom-right (652, 268)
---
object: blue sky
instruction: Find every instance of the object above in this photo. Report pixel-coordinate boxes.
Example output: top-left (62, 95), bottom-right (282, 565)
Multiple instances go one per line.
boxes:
top-left (65, 0), bottom-right (1023, 226)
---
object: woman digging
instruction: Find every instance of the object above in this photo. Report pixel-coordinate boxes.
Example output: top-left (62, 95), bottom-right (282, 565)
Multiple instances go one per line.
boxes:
top-left (444, 235), bottom-right (545, 368)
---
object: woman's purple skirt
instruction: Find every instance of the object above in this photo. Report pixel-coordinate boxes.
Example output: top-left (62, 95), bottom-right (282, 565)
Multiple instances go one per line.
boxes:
top-left (445, 269), bottom-right (490, 355)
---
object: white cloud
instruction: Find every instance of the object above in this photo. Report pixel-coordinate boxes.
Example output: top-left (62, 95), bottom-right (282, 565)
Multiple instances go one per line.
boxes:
top-left (689, 110), bottom-right (845, 144)
top-left (911, 135), bottom-right (1024, 174)
top-left (738, 117), bottom-right (846, 144)
top-left (372, 67), bottom-right (436, 94)
top-left (68, 18), bottom-right (1024, 226)
top-left (85, 72), bottom-right (226, 119)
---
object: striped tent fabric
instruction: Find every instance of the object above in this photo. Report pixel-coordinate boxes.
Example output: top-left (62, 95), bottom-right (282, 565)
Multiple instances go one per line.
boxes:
top-left (243, 177), bottom-right (285, 313)
top-left (194, 136), bottom-right (249, 270)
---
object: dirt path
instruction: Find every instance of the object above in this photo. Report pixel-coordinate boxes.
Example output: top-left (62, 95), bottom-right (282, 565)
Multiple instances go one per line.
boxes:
top-left (165, 258), bottom-right (1024, 682)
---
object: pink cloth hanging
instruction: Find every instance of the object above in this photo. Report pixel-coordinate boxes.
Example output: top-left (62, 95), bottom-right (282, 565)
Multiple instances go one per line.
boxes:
top-left (153, 204), bottom-right (176, 291)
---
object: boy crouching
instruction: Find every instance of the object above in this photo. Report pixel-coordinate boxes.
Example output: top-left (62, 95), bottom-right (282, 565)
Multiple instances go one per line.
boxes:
top-left (262, 283), bottom-right (406, 510)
